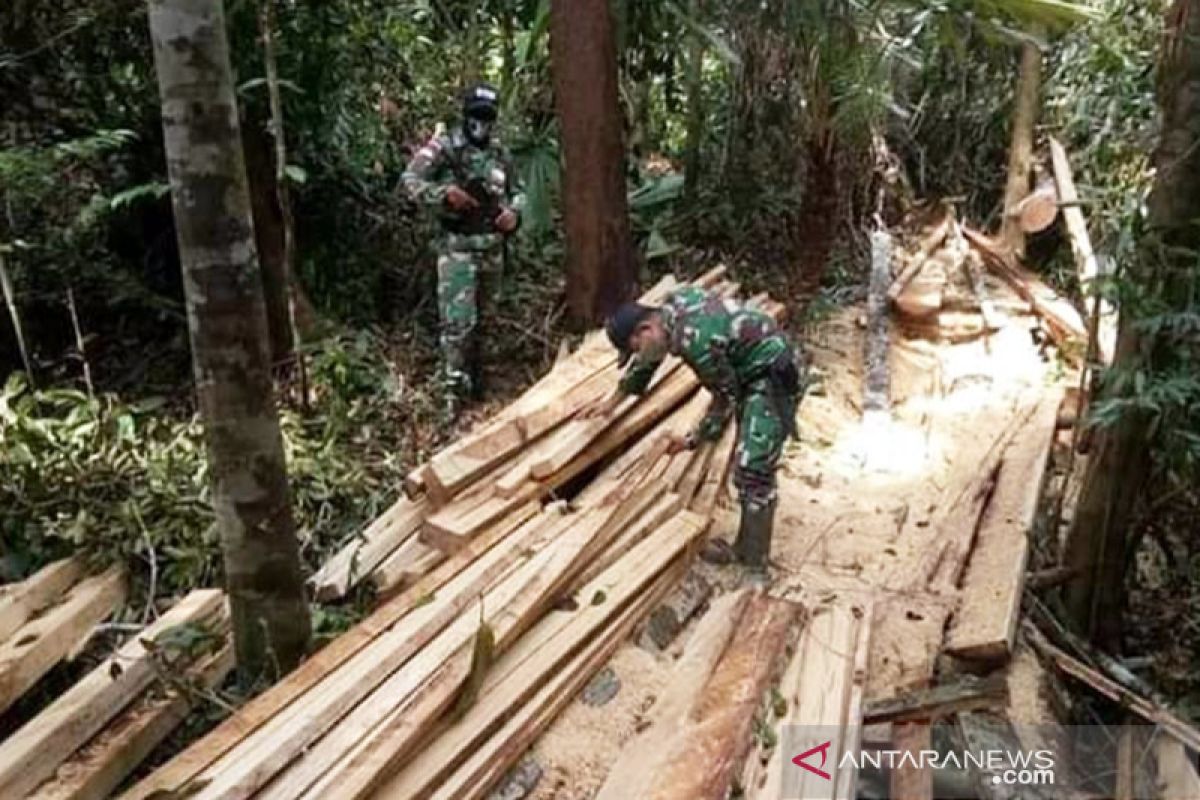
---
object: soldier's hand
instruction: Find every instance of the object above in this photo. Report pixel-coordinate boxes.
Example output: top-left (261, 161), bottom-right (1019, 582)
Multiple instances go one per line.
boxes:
top-left (445, 185), bottom-right (478, 210)
top-left (494, 208), bottom-right (518, 233)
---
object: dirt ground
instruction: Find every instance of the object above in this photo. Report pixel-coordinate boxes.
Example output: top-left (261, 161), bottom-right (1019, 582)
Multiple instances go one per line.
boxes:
top-left (524, 285), bottom-right (1068, 800)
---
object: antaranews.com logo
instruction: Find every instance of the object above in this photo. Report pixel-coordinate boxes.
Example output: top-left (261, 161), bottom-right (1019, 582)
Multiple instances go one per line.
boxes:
top-left (791, 740), bottom-right (1055, 787)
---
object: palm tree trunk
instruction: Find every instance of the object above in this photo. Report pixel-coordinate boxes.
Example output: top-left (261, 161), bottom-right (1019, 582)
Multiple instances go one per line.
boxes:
top-left (147, 0), bottom-right (310, 680)
top-left (550, 0), bottom-right (637, 324)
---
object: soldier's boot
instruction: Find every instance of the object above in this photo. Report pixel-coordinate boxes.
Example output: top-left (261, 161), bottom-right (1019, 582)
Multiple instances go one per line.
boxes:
top-left (733, 500), bottom-right (775, 580)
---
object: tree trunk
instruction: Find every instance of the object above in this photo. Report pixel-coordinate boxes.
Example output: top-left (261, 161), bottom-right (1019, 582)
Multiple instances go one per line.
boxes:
top-left (147, 0), bottom-right (310, 680)
top-left (792, 133), bottom-right (839, 296)
top-left (550, 0), bottom-right (637, 324)
top-left (999, 36), bottom-right (1043, 255)
top-left (243, 124), bottom-right (293, 365)
top-left (1063, 0), bottom-right (1200, 649)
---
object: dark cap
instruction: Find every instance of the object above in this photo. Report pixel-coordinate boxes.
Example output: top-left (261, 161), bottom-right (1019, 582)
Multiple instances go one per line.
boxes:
top-left (605, 302), bottom-right (655, 366)
top-left (463, 83), bottom-right (499, 121)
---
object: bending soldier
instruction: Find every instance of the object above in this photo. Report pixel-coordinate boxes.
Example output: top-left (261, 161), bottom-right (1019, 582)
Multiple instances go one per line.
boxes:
top-left (403, 83), bottom-right (523, 421)
top-left (588, 286), bottom-right (803, 577)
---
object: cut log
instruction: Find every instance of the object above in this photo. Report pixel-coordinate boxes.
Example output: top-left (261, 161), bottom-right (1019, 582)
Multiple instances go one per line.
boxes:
top-left (1016, 182), bottom-right (1058, 233)
top-left (963, 227), bottom-right (1088, 356)
top-left (946, 390), bottom-right (1060, 661)
top-left (0, 557), bottom-right (86, 645)
top-left (369, 537), bottom-right (445, 598)
top-left (863, 674), bottom-right (1007, 723)
top-left (310, 497), bottom-right (428, 601)
top-left (0, 567), bottom-right (126, 716)
top-left (633, 592), bottom-right (803, 800)
top-left (865, 229), bottom-right (892, 415)
top-left (0, 589), bottom-right (226, 798)
top-left (33, 644), bottom-right (234, 800)
top-left (744, 601), bottom-right (873, 800)
top-left (1048, 136), bottom-right (1116, 364)
top-left (376, 514), bottom-right (710, 800)
top-left (597, 590), bottom-right (753, 800)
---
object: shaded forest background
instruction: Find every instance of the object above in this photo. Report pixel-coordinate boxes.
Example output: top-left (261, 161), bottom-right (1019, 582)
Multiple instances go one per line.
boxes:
top-left (1, 0), bottom-right (1196, 706)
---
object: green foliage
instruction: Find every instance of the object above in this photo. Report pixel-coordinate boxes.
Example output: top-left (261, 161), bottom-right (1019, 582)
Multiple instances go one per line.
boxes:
top-left (0, 330), bottom-right (420, 598)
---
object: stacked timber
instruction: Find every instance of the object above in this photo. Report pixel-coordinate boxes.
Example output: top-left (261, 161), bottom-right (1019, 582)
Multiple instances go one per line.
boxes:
top-left (0, 559), bottom-right (127, 717)
top-left (309, 267), bottom-right (754, 601)
top-left (124, 269), bottom-right (778, 800)
top-left (0, 589), bottom-right (232, 799)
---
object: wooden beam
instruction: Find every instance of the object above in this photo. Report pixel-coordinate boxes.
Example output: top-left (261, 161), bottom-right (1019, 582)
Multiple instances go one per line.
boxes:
top-left (0, 567), bottom-right (126, 716)
top-left (1048, 135), bottom-right (1115, 364)
top-left (33, 644), bottom-right (234, 800)
top-left (0, 589), bottom-right (226, 798)
top-left (962, 227), bottom-right (1088, 356)
top-left (369, 537), bottom-right (444, 598)
top-left (863, 674), bottom-right (1007, 723)
top-left (121, 501), bottom-right (553, 800)
top-left (0, 557), bottom-right (85, 645)
top-left (1025, 625), bottom-right (1200, 753)
top-left (309, 497), bottom-right (427, 601)
top-left (1153, 737), bottom-right (1200, 800)
top-left (422, 367), bottom-right (698, 549)
top-left (273, 509), bottom-right (710, 800)
top-left (377, 517), bottom-right (709, 799)
top-left (426, 559), bottom-right (691, 800)
top-left (947, 390), bottom-right (1061, 661)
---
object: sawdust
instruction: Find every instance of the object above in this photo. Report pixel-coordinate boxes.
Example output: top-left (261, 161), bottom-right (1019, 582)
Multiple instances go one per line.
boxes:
top-left (527, 644), bottom-right (672, 800)
top-left (521, 291), bottom-right (1069, 794)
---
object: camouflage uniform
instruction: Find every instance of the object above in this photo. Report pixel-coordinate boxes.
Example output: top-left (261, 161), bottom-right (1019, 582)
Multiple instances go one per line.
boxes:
top-left (619, 286), bottom-right (800, 511)
top-left (402, 129), bottom-right (523, 403)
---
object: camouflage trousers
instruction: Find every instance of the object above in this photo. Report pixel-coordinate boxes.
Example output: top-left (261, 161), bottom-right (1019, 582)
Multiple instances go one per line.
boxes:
top-left (733, 375), bottom-right (797, 512)
top-left (436, 234), bottom-right (501, 401)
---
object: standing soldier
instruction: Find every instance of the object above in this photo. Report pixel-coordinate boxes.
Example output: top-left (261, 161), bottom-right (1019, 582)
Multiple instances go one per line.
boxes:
top-left (585, 286), bottom-right (803, 578)
top-left (403, 84), bottom-right (523, 421)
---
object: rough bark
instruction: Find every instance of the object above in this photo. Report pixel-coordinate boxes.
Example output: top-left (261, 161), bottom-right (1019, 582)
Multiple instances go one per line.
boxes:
top-left (1064, 0), bottom-right (1200, 648)
top-left (549, 0), bottom-right (637, 325)
top-left (243, 125), bottom-right (293, 364)
top-left (1000, 37), bottom-right (1043, 255)
top-left (147, 0), bottom-right (310, 679)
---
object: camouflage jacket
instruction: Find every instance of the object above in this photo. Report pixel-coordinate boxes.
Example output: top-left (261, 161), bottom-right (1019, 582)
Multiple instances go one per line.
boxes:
top-left (619, 286), bottom-right (789, 442)
top-left (402, 128), bottom-right (524, 247)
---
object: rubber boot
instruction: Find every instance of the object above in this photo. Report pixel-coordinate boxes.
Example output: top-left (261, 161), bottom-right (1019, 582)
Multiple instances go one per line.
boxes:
top-left (733, 501), bottom-right (775, 580)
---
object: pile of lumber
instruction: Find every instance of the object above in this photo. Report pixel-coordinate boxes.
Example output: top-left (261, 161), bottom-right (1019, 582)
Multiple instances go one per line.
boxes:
top-left (122, 269), bottom-right (776, 800)
top-left (0, 589), bottom-right (232, 799)
top-left (0, 559), bottom-right (126, 718)
top-left (310, 267), bottom-right (776, 602)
